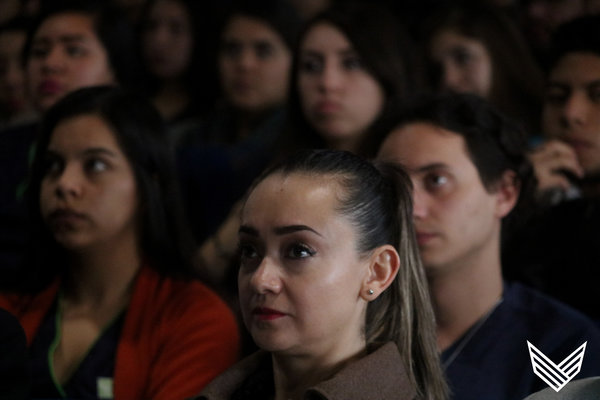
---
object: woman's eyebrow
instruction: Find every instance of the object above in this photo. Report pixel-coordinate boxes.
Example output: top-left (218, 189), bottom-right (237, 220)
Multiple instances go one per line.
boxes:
top-left (239, 224), bottom-right (322, 237)
top-left (273, 225), bottom-right (322, 237)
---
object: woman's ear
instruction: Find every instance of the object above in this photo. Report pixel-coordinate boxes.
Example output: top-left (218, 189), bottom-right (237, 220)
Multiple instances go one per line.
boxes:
top-left (360, 245), bottom-right (400, 301)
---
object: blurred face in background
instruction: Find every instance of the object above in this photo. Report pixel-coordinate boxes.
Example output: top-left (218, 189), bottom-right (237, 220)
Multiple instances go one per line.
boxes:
top-left (26, 12), bottom-right (116, 111)
top-left (297, 22), bottom-right (384, 149)
top-left (542, 52), bottom-right (600, 175)
top-left (142, 0), bottom-right (193, 81)
top-left (430, 29), bottom-right (493, 98)
top-left (0, 29), bottom-right (32, 116)
top-left (219, 15), bottom-right (292, 113)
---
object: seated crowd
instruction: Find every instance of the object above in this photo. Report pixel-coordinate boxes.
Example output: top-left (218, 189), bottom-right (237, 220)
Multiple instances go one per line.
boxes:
top-left (1, 0), bottom-right (600, 399)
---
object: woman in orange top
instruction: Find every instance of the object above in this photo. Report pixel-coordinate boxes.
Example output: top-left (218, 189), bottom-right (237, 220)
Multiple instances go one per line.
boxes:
top-left (0, 86), bottom-right (240, 399)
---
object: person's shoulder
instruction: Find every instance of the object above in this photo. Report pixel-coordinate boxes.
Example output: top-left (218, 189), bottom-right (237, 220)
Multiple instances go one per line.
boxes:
top-left (523, 377), bottom-right (600, 400)
top-left (505, 282), bottom-right (597, 328)
top-left (136, 267), bottom-right (233, 316)
top-left (504, 282), bottom-right (600, 364)
top-left (0, 281), bottom-right (59, 319)
top-left (307, 343), bottom-right (416, 400)
top-left (502, 282), bottom-right (600, 350)
top-left (194, 351), bottom-right (270, 400)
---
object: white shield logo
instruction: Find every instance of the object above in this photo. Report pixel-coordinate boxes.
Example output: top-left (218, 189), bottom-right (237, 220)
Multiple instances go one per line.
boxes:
top-left (527, 341), bottom-right (587, 392)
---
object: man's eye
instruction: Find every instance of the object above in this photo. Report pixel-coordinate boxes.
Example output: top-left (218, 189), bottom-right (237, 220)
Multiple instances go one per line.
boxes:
top-left (426, 174), bottom-right (448, 189)
top-left (285, 243), bottom-right (315, 259)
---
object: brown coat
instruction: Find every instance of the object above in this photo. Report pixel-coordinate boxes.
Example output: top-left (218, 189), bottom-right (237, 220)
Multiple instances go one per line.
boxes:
top-left (195, 342), bottom-right (416, 400)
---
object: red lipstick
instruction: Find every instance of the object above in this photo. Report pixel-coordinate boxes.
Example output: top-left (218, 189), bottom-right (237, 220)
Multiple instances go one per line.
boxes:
top-left (252, 307), bottom-right (286, 321)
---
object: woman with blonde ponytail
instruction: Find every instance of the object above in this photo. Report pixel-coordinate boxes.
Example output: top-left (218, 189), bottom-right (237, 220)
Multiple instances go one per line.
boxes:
top-left (195, 149), bottom-right (448, 400)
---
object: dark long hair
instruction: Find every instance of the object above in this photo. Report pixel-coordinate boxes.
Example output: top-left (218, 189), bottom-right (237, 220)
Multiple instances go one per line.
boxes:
top-left (21, 86), bottom-right (195, 292)
top-left (546, 14), bottom-right (600, 72)
top-left (284, 2), bottom-right (421, 157)
top-left (244, 149), bottom-right (448, 400)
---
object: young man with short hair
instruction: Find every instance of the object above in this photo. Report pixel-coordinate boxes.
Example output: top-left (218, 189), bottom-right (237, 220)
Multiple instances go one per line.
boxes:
top-left (378, 93), bottom-right (600, 400)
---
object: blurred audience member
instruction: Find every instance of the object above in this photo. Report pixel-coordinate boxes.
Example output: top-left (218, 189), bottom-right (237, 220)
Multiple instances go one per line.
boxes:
top-left (139, 0), bottom-right (213, 143)
top-left (25, 1), bottom-right (137, 113)
top-left (178, 0), bottom-right (301, 253)
top-left (0, 0), bottom-right (20, 24)
top-left (504, 15), bottom-right (600, 322)
top-left (284, 1), bottom-right (421, 157)
top-left (531, 15), bottom-right (600, 202)
top-left (0, 17), bottom-right (35, 128)
top-left (425, 3), bottom-right (544, 135)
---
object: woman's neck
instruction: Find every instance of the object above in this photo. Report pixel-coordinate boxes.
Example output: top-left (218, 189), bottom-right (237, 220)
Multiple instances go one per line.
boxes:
top-left (271, 346), bottom-right (367, 400)
top-left (63, 237), bottom-right (141, 308)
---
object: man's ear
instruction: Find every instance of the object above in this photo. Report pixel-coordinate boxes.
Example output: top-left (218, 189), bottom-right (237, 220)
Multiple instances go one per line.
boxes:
top-left (494, 170), bottom-right (519, 219)
top-left (360, 245), bottom-right (400, 301)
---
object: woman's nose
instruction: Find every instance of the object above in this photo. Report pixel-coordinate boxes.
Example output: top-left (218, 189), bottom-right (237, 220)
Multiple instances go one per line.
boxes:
top-left (249, 257), bottom-right (282, 294)
top-left (54, 164), bottom-right (83, 198)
